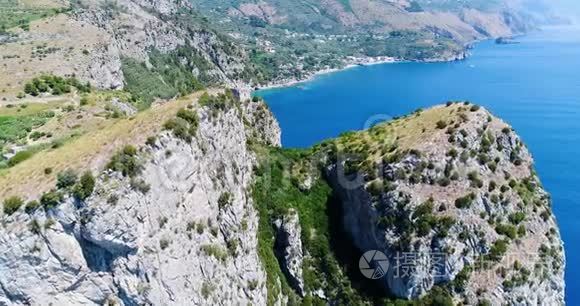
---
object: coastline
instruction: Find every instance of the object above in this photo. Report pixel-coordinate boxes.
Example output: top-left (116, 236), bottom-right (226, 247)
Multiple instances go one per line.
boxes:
top-left (255, 56), bottom-right (399, 91)
top-left (254, 51), bottom-right (468, 92)
top-left (252, 29), bottom-right (545, 93)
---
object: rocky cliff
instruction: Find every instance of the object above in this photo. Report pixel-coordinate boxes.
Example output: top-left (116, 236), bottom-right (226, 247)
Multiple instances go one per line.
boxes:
top-left (0, 99), bottom-right (565, 305)
top-left (249, 103), bottom-right (566, 305)
top-left (0, 0), bottom-right (252, 102)
top-left (0, 93), bottom-right (280, 305)
top-left (320, 103), bottom-right (565, 304)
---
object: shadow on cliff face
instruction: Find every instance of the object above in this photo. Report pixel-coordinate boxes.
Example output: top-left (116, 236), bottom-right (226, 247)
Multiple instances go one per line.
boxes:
top-left (326, 192), bottom-right (393, 301)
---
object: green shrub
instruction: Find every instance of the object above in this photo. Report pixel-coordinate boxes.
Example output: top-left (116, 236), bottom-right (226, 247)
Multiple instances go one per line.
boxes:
top-left (199, 91), bottom-right (237, 117)
top-left (468, 171), bottom-right (484, 188)
top-left (121, 49), bottom-right (204, 109)
top-left (540, 210), bottom-right (551, 221)
top-left (201, 244), bottom-right (228, 261)
top-left (438, 177), bottom-right (451, 187)
top-left (495, 223), bottom-right (518, 239)
top-left (160, 239), bottom-right (170, 250)
top-left (218, 192), bottom-right (232, 209)
top-left (447, 148), bottom-right (458, 158)
top-left (452, 266), bottom-right (472, 292)
top-left (196, 223), bottom-right (206, 234)
top-left (436, 120), bottom-right (447, 129)
top-left (107, 145), bottom-right (142, 177)
top-left (421, 286), bottom-right (454, 306)
top-left (176, 109), bottom-right (199, 127)
top-left (168, 107), bottom-right (201, 139)
top-left (416, 221), bottom-right (432, 237)
top-left (56, 169), bottom-right (78, 189)
top-left (368, 180), bottom-right (384, 196)
top-left (28, 219), bottom-right (41, 234)
top-left (164, 116), bottom-right (195, 143)
top-left (40, 190), bottom-right (63, 209)
top-left (488, 181), bottom-right (497, 192)
top-left (23, 75), bottom-right (90, 97)
top-left (7, 150), bottom-right (34, 167)
top-left (518, 225), bottom-right (526, 237)
top-left (29, 131), bottom-right (46, 141)
top-left (487, 239), bottom-right (509, 261)
top-left (73, 171), bottom-right (96, 200)
top-left (435, 216), bottom-right (455, 238)
top-left (25, 200), bottom-right (40, 214)
top-left (455, 193), bottom-right (476, 209)
top-left (44, 218), bottom-right (56, 229)
top-left (478, 299), bottom-right (492, 306)
top-left (146, 136), bottom-right (157, 146)
top-left (508, 212), bottom-right (526, 225)
top-left (3, 196), bottom-right (24, 216)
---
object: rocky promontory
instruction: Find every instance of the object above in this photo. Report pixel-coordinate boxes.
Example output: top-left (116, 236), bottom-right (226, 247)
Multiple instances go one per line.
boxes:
top-left (0, 99), bottom-right (564, 305)
top-left (320, 103), bottom-right (564, 304)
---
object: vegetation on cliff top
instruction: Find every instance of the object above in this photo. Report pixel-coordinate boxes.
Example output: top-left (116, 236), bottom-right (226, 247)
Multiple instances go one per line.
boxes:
top-left (0, 90), bottom-right (213, 201)
top-left (121, 48), bottom-right (207, 109)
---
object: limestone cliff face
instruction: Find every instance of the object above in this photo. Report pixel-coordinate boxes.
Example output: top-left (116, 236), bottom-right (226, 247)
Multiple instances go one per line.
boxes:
top-left (0, 0), bottom-right (250, 100)
top-left (323, 104), bottom-right (565, 304)
top-left (73, 0), bottom-right (248, 89)
top-left (0, 99), bottom-right (280, 305)
top-left (0, 101), bottom-right (565, 305)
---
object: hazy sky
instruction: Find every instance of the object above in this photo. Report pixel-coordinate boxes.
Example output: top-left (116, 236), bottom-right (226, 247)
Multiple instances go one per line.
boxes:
top-left (548, 0), bottom-right (580, 14)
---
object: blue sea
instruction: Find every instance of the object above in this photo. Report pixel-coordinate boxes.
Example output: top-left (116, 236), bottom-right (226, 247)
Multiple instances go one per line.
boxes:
top-left (257, 26), bottom-right (580, 304)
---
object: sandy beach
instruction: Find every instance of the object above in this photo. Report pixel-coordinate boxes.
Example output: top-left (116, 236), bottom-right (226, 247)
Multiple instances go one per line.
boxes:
top-left (256, 56), bottom-right (400, 91)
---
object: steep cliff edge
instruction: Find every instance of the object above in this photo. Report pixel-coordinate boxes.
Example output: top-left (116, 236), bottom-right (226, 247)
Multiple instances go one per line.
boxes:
top-left (0, 92), bottom-right (281, 305)
top-left (321, 103), bottom-right (565, 304)
top-left (0, 100), bottom-right (564, 305)
top-left (252, 102), bottom-right (565, 305)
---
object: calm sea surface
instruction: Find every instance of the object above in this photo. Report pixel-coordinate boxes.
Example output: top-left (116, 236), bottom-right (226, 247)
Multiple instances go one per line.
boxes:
top-left (257, 26), bottom-right (580, 303)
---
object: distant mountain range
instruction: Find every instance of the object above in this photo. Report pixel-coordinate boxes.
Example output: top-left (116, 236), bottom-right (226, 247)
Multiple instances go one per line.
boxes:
top-left (188, 0), bottom-right (557, 85)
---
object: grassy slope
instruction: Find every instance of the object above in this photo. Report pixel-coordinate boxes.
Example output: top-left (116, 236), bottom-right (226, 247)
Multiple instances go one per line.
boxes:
top-left (0, 0), bottom-right (67, 32)
top-left (0, 90), bottom-right (216, 201)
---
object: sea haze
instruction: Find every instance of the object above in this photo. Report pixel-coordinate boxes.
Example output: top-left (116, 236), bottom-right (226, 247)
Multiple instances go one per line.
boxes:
top-left (257, 26), bottom-right (580, 304)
